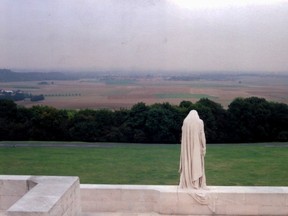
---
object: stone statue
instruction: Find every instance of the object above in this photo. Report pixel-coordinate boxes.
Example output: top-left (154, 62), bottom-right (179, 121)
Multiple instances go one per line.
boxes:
top-left (179, 110), bottom-right (207, 189)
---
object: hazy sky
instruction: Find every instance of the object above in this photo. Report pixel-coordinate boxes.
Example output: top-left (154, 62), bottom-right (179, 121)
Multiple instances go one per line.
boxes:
top-left (1, 0), bottom-right (288, 73)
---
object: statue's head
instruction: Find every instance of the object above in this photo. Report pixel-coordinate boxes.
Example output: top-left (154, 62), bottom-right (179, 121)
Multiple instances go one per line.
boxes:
top-left (188, 110), bottom-right (199, 119)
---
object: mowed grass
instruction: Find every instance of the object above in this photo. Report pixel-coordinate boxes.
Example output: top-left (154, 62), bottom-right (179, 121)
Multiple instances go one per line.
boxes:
top-left (0, 144), bottom-right (287, 186)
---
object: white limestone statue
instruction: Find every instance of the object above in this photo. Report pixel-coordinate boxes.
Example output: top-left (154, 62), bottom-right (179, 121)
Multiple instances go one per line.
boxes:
top-left (179, 110), bottom-right (207, 189)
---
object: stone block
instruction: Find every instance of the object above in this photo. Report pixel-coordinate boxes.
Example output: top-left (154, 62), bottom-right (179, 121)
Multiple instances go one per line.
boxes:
top-left (49, 203), bottom-right (65, 216)
top-left (0, 175), bottom-right (80, 216)
top-left (0, 196), bottom-right (21, 211)
top-left (81, 189), bottom-right (122, 202)
top-left (258, 206), bottom-right (288, 215)
top-left (245, 193), bottom-right (286, 206)
top-left (0, 180), bottom-right (28, 196)
top-left (215, 192), bottom-right (246, 205)
top-left (9, 195), bottom-right (59, 212)
top-left (121, 189), bottom-right (159, 203)
top-left (225, 204), bottom-right (259, 215)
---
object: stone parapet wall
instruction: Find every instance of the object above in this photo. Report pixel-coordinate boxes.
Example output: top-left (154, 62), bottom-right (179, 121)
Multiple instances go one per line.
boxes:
top-left (1, 176), bottom-right (288, 215)
top-left (80, 185), bottom-right (288, 215)
top-left (0, 175), bottom-right (81, 216)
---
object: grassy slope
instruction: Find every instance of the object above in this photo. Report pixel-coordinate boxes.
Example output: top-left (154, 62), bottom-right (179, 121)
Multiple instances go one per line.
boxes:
top-left (0, 144), bottom-right (287, 186)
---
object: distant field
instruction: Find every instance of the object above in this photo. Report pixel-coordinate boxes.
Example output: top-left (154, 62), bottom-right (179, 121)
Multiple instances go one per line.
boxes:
top-left (0, 143), bottom-right (287, 185)
top-left (155, 93), bottom-right (218, 100)
top-left (2, 74), bottom-right (288, 109)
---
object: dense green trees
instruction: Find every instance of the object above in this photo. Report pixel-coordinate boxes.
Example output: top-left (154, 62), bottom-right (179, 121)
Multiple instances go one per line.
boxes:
top-left (227, 97), bottom-right (288, 142)
top-left (0, 97), bottom-right (288, 143)
top-left (29, 106), bottom-right (69, 140)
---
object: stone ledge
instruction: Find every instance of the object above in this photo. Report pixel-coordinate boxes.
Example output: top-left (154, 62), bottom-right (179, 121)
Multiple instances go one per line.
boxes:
top-left (2, 176), bottom-right (288, 216)
top-left (0, 175), bottom-right (81, 216)
top-left (80, 185), bottom-right (288, 215)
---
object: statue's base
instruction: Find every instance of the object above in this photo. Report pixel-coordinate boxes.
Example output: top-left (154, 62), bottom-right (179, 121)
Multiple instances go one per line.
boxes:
top-left (81, 185), bottom-right (288, 215)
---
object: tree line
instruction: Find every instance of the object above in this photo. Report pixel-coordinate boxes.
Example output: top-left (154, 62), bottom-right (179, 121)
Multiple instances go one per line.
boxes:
top-left (0, 90), bottom-right (45, 102)
top-left (0, 97), bottom-right (288, 143)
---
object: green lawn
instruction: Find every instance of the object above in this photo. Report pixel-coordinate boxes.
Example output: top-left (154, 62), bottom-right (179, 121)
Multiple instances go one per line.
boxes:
top-left (0, 143), bottom-right (287, 186)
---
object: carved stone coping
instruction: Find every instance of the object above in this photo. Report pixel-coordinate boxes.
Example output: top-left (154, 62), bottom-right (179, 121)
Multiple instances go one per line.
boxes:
top-left (0, 175), bottom-right (81, 216)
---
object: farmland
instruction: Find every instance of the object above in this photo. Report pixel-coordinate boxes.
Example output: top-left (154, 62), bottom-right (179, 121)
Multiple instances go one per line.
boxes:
top-left (1, 73), bottom-right (288, 109)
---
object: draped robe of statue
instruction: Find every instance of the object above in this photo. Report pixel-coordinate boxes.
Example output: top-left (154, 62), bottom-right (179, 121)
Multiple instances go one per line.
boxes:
top-left (179, 110), bottom-right (207, 189)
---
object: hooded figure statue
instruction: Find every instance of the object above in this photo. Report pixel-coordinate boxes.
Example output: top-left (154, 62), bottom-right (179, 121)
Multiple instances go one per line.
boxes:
top-left (179, 110), bottom-right (207, 189)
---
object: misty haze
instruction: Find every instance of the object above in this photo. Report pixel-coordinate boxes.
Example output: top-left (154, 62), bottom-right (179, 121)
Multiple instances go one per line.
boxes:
top-left (1, 0), bottom-right (288, 109)
top-left (1, 0), bottom-right (288, 73)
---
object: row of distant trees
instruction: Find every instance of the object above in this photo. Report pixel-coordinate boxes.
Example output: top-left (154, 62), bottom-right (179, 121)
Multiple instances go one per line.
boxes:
top-left (0, 91), bottom-right (44, 102)
top-left (0, 97), bottom-right (288, 143)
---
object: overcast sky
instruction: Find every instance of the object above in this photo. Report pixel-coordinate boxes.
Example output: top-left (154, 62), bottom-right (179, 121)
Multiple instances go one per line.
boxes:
top-left (0, 0), bottom-right (288, 73)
